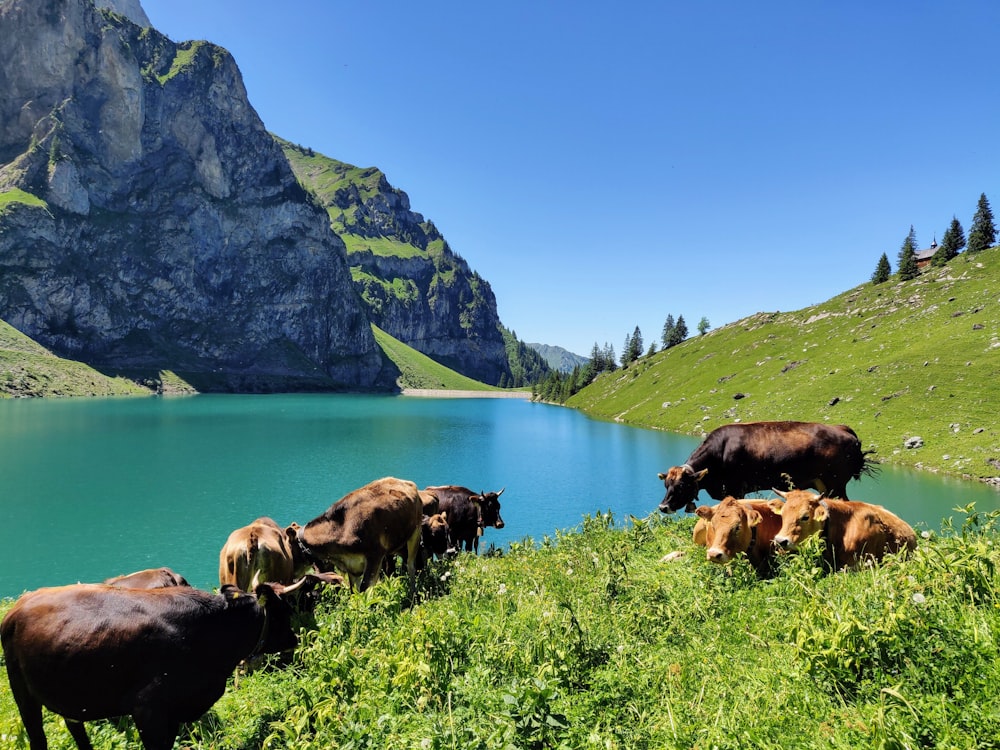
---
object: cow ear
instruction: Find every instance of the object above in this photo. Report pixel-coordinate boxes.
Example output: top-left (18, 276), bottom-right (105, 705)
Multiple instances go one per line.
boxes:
top-left (745, 508), bottom-right (762, 527)
top-left (694, 505), bottom-right (714, 520)
top-left (814, 505), bottom-right (829, 522)
top-left (767, 499), bottom-right (784, 515)
top-left (658, 472), bottom-right (667, 480)
top-left (694, 469), bottom-right (708, 482)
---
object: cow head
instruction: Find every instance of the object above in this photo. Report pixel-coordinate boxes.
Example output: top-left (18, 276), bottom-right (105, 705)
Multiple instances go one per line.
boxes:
top-left (419, 490), bottom-right (441, 516)
top-left (222, 582), bottom-right (299, 656)
top-left (658, 465), bottom-right (708, 513)
top-left (472, 488), bottom-right (505, 530)
top-left (769, 489), bottom-right (827, 551)
top-left (694, 497), bottom-right (761, 564)
top-left (421, 512), bottom-right (453, 558)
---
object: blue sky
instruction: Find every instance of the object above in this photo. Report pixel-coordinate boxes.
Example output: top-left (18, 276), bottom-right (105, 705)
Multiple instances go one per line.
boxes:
top-left (140, 1), bottom-right (1000, 357)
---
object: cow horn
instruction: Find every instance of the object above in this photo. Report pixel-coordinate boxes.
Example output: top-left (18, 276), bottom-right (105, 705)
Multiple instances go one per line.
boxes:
top-left (772, 488), bottom-right (788, 500)
top-left (496, 487), bottom-right (505, 497)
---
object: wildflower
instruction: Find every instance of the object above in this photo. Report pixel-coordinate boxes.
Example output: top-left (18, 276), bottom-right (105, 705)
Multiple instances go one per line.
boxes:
top-left (566, 567), bottom-right (574, 576)
top-left (921, 530), bottom-right (932, 540)
top-left (912, 593), bottom-right (927, 605)
top-left (498, 583), bottom-right (507, 595)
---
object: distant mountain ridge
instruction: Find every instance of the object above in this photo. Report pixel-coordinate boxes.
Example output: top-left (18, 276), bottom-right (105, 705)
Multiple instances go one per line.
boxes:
top-left (528, 343), bottom-right (588, 373)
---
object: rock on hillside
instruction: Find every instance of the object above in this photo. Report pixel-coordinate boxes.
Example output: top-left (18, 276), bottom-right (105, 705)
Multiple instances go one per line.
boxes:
top-left (0, 0), bottom-right (382, 389)
top-left (281, 141), bottom-right (511, 385)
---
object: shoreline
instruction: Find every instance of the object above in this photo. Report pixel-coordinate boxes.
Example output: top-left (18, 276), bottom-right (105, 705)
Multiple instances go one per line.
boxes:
top-left (400, 388), bottom-right (532, 399)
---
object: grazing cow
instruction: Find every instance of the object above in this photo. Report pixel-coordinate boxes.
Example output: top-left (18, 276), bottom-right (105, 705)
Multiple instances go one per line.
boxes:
top-left (104, 567), bottom-right (190, 589)
top-left (693, 497), bottom-right (784, 577)
top-left (424, 485), bottom-right (506, 553)
top-left (219, 517), bottom-right (312, 591)
top-left (769, 489), bottom-right (917, 571)
top-left (297, 477), bottom-right (423, 593)
top-left (420, 512), bottom-right (453, 565)
top-left (658, 421), bottom-right (876, 513)
top-left (1, 582), bottom-right (298, 750)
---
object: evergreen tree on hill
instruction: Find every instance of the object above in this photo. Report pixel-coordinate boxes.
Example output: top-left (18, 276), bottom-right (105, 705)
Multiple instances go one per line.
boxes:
top-left (871, 252), bottom-right (891, 284)
top-left (661, 314), bottom-right (676, 349)
top-left (671, 315), bottom-right (688, 346)
top-left (932, 217), bottom-right (965, 266)
top-left (897, 225), bottom-right (919, 281)
top-left (967, 193), bottom-right (996, 254)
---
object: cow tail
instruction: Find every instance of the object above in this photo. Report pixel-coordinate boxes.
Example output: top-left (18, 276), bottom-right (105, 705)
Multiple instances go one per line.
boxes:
top-left (858, 449), bottom-right (881, 480)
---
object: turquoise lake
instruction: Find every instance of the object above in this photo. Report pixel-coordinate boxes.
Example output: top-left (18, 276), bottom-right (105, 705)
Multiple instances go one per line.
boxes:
top-left (1, 393), bottom-right (997, 598)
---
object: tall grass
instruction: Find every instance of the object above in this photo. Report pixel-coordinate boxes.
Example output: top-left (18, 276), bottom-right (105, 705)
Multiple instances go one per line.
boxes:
top-left (4, 507), bottom-right (1000, 748)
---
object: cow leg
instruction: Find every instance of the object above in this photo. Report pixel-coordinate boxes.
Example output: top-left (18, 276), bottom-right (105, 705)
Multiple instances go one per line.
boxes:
top-left (358, 554), bottom-right (385, 592)
top-left (65, 720), bottom-right (94, 750)
top-left (5, 661), bottom-right (52, 750)
top-left (404, 526), bottom-right (421, 593)
top-left (133, 710), bottom-right (181, 750)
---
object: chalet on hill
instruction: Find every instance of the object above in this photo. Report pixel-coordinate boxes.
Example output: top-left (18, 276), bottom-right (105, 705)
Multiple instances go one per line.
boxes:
top-left (915, 240), bottom-right (938, 269)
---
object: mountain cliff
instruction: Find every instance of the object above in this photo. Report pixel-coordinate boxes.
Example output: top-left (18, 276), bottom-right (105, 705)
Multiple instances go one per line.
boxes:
top-left (0, 0), bottom-right (382, 390)
top-left (280, 141), bottom-right (511, 385)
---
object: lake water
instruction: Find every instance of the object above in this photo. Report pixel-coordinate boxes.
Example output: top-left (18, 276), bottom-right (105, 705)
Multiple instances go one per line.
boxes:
top-left (1, 394), bottom-right (997, 598)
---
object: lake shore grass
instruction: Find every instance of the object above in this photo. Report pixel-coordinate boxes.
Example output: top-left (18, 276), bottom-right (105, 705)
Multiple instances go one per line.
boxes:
top-left (3, 505), bottom-right (1000, 748)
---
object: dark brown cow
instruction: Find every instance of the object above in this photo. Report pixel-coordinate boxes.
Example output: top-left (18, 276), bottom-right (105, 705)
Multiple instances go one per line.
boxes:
top-left (1, 582), bottom-right (298, 750)
top-left (104, 567), bottom-right (190, 589)
top-left (424, 485), bottom-right (505, 553)
top-left (297, 477), bottom-right (423, 593)
top-left (693, 497), bottom-right (784, 577)
top-left (219, 517), bottom-right (312, 591)
top-left (769, 489), bottom-right (917, 571)
top-left (420, 512), bottom-right (453, 565)
top-left (658, 421), bottom-right (876, 513)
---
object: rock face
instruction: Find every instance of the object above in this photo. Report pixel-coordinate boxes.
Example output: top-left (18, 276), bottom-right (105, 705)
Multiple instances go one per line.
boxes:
top-left (282, 144), bottom-right (511, 385)
top-left (0, 0), bottom-right (382, 389)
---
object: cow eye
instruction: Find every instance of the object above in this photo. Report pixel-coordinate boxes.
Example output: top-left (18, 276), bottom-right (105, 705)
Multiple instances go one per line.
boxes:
top-left (800, 513), bottom-right (809, 522)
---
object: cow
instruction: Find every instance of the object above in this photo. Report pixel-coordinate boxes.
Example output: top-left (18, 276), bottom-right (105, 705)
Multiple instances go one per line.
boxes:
top-left (424, 485), bottom-right (506, 553)
top-left (419, 490), bottom-right (441, 516)
top-left (769, 489), bottom-right (917, 571)
top-left (420, 512), bottom-right (453, 565)
top-left (658, 421), bottom-right (876, 513)
top-left (219, 517), bottom-right (313, 591)
top-left (693, 497), bottom-right (784, 577)
top-left (104, 567), bottom-right (190, 589)
top-left (1, 581), bottom-right (299, 750)
top-left (297, 476), bottom-right (423, 593)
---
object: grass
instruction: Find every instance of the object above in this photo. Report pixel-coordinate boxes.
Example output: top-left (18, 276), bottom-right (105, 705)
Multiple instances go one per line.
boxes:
top-left (372, 324), bottom-right (499, 391)
top-left (0, 189), bottom-right (48, 214)
top-left (4, 506), bottom-right (1000, 748)
top-left (568, 246), bottom-right (1000, 479)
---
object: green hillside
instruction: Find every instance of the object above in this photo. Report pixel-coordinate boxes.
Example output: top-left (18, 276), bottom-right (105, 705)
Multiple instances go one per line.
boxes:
top-left (568, 247), bottom-right (1000, 480)
top-left (0, 319), bottom-right (150, 398)
top-left (372, 324), bottom-right (499, 391)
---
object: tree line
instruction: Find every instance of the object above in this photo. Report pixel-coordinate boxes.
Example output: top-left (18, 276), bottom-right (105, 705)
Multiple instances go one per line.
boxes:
top-left (532, 313), bottom-right (710, 403)
top-left (872, 192), bottom-right (996, 284)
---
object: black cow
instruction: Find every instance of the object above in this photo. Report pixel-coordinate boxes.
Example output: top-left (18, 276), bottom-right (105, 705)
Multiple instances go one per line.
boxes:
top-left (1, 582), bottom-right (298, 750)
top-left (658, 421), bottom-right (876, 513)
top-left (423, 485), bottom-right (505, 553)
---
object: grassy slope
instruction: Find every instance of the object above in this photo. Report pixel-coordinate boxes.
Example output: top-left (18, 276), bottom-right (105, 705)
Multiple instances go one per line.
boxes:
top-left (373, 324), bottom-right (498, 391)
top-left (0, 320), bottom-right (149, 398)
top-left (4, 509), bottom-right (1000, 749)
top-left (568, 247), bottom-right (1000, 479)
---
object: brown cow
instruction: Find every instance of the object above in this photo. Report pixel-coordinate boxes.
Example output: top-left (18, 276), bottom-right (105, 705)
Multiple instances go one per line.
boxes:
top-left (423, 485), bottom-right (506, 553)
top-left (769, 489), bottom-right (917, 571)
top-left (104, 567), bottom-right (190, 589)
top-left (219, 517), bottom-right (313, 591)
top-left (1, 582), bottom-right (298, 750)
top-left (420, 512), bottom-right (453, 564)
top-left (297, 477), bottom-right (423, 593)
top-left (693, 497), bottom-right (783, 577)
top-left (658, 421), bottom-right (876, 513)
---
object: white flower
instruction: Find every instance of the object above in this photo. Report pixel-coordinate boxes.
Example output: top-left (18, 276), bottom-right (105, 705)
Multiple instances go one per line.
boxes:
top-left (566, 567), bottom-right (574, 576)
top-left (912, 593), bottom-right (927, 605)
top-left (498, 583), bottom-right (507, 595)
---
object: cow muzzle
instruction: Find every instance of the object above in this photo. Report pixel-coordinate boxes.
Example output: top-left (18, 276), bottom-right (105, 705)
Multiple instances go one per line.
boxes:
top-left (775, 536), bottom-right (794, 550)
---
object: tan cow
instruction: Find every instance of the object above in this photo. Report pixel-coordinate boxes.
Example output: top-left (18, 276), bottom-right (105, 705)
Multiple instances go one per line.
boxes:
top-left (693, 497), bottom-right (783, 577)
top-left (104, 567), bottom-right (190, 589)
top-left (769, 489), bottom-right (917, 571)
top-left (297, 477), bottom-right (424, 593)
top-left (219, 517), bottom-right (313, 591)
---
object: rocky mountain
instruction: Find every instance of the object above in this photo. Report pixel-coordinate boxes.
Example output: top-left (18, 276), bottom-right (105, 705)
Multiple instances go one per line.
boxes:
top-left (528, 343), bottom-right (588, 373)
top-left (281, 142), bottom-right (511, 385)
top-left (0, 0), bottom-right (386, 390)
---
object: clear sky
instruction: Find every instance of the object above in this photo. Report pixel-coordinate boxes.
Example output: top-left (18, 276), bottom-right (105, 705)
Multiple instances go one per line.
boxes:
top-left (139, 1), bottom-right (1000, 357)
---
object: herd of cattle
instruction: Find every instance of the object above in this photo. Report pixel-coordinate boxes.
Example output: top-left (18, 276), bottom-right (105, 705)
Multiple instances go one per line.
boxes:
top-left (2, 420), bottom-right (920, 749)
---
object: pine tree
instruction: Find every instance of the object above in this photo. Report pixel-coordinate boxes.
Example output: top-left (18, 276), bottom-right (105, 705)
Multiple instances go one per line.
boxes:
top-left (630, 326), bottom-right (643, 362)
top-left (661, 314), bottom-right (676, 349)
top-left (871, 252), bottom-right (891, 284)
top-left (671, 315), bottom-right (689, 346)
top-left (897, 226), bottom-right (919, 281)
top-left (967, 193), bottom-right (996, 254)
top-left (932, 217), bottom-right (965, 266)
